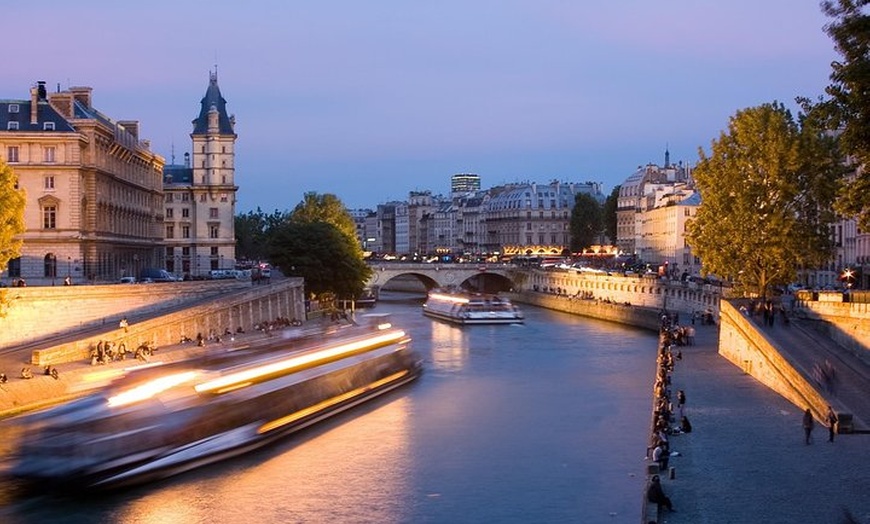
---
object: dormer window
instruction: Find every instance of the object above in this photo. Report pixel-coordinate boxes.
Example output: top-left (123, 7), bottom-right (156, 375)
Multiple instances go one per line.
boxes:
top-left (43, 122), bottom-right (55, 131)
top-left (7, 122), bottom-right (19, 130)
top-left (8, 104), bottom-right (19, 113)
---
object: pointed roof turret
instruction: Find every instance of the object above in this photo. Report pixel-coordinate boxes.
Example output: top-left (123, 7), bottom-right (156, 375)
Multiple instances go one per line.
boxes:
top-left (192, 70), bottom-right (234, 135)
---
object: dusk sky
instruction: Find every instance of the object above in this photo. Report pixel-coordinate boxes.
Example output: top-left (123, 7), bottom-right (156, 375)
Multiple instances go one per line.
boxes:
top-left (4, 1), bottom-right (837, 213)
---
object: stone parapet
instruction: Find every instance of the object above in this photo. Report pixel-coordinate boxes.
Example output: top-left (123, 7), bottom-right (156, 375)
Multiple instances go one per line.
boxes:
top-left (793, 297), bottom-right (870, 359)
top-left (507, 291), bottom-right (662, 331)
top-left (0, 280), bottom-right (252, 351)
top-left (28, 279), bottom-right (306, 367)
top-left (718, 300), bottom-right (830, 421)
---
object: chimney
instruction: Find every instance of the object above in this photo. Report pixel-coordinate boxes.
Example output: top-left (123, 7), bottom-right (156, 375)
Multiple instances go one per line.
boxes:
top-left (118, 120), bottom-right (139, 140)
top-left (68, 86), bottom-right (93, 108)
top-left (47, 92), bottom-right (74, 119)
top-left (30, 85), bottom-right (39, 125)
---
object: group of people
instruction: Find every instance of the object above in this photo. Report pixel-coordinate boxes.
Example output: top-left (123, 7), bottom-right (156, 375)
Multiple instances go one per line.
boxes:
top-left (0, 366), bottom-right (59, 382)
top-left (646, 320), bottom-right (695, 514)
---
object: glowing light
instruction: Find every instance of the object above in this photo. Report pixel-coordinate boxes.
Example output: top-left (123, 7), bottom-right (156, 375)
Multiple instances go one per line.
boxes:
top-left (107, 371), bottom-right (199, 407)
top-left (194, 330), bottom-right (406, 394)
top-left (257, 370), bottom-right (410, 434)
top-left (428, 292), bottom-right (469, 304)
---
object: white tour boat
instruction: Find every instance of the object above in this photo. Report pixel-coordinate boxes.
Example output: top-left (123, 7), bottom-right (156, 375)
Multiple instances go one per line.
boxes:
top-left (422, 289), bottom-right (524, 325)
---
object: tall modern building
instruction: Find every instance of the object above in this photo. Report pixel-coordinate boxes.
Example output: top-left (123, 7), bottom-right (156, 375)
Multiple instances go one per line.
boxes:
top-left (163, 71), bottom-right (238, 277)
top-left (1, 81), bottom-right (165, 284)
top-left (451, 173), bottom-right (480, 198)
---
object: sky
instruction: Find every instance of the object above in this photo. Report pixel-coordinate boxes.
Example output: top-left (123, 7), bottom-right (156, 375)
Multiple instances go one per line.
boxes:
top-left (3, 1), bottom-right (839, 213)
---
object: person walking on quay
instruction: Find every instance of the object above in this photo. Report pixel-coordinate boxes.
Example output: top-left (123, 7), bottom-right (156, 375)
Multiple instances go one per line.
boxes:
top-left (803, 408), bottom-right (815, 445)
top-left (827, 406), bottom-right (838, 443)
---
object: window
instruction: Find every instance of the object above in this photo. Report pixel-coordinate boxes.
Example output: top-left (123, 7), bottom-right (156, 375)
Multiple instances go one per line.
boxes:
top-left (182, 208), bottom-right (190, 218)
top-left (7, 146), bottom-right (19, 163)
top-left (210, 246), bottom-right (219, 255)
top-left (182, 247), bottom-right (190, 256)
top-left (165, 193), bottom-right (174, 202)
top-left (166, 247), bottom-right (174, 257)
top-left (7, 122), bottom-right (19, 130)
top-left (181, 193), bottom-right (190, 202)
top-left (182, 226), bottom-right (190, 239)
top-left (43, 122), bottom-right (55, 131)
top-left (44, 146), bottom-right (55, 163)
top-left (165, 208), bottom-right (174, 218)
top-left (166, 225), bottom-right (175, 239)
top-left (44, 254), bottom-right (57, 278)
top-left (8, 104), bottom-right (19, 113)
top-left (7, 257), bottom-right (21, 278)
top-left (209, 225), bottom-right (219, 239)
top-left (44, 176), bottom-right (55, 190)
top-left (42, 205), bottom-right (57, 229)
top-left (199, 194), bottom-right (206, 202)
top-left (209, 207), bottom-right (218, 219)
top-left (220, 193), bottom-right (228, 203)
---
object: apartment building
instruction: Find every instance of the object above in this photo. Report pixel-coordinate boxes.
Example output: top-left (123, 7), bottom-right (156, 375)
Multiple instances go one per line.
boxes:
top-left (1, 82), bottom-right (164, 284)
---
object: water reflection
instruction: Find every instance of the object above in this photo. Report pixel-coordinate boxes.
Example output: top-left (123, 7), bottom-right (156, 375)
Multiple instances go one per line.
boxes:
top-left (0, 291), bottom-right (658, 523)
top-left (429, 321), bottom-right (469, 372)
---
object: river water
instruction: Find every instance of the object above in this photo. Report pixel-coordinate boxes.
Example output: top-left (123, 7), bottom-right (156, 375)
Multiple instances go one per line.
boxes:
top-left (0, 292), bottom-right (658, 524)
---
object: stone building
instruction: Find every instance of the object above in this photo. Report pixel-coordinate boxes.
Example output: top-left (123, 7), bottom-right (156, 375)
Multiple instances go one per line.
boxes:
top-left (162, 71), bottom-right (238, 278)
top-left (486, 180), bottom-right (603, 257)
top-left (0, 81), bottom-right (165, 285)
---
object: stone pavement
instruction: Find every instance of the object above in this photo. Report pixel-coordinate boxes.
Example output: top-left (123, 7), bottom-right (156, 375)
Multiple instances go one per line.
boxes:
top-left (656, 321), bottom-right (870, 524)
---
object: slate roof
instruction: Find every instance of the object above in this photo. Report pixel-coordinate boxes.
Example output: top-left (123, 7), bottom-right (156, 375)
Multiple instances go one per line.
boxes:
top-left (163, 164), bottom-right (194, 185)
top-left (192, 71), bottom-right (234, 135)
top-left (0, 99), bottom-right (76, 133)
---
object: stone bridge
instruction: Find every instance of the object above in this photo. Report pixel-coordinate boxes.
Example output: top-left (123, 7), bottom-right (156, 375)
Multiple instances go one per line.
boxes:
top-left (365, 263), bottom-right (522, 292)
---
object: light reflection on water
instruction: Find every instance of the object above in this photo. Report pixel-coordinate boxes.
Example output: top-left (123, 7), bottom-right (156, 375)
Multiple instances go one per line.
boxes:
top-left (0, 291), bottom-right (658, 524)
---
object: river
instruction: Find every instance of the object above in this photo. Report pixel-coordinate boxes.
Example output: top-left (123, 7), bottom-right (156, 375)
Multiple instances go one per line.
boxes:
top-left (0, 291), bottom-right (658, 524)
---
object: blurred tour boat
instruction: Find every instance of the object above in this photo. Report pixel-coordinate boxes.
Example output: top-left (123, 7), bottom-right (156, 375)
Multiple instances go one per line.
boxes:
top-left (5, 315), bottom-right (421, 491)
top-left (422, 289), bottom-right (524, 325)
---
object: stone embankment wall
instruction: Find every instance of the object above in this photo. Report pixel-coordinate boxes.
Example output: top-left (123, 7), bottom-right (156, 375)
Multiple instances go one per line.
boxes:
top-left (718, 300), bottom-right (830, 421)
top-left (793, 293), bottom-right (870, 360)
top-left (29, 279), bottom-right (306, 367)
top-left (521, 269), bottom-right (723, 318)
top-left (507, 291), bottom-right (662, 332)
top-left (0, 280), bottom-right (252, 351)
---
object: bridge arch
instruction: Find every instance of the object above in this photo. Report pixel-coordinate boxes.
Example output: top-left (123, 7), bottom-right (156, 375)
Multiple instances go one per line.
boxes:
top-left (366, 263), bottom-right (518, 293)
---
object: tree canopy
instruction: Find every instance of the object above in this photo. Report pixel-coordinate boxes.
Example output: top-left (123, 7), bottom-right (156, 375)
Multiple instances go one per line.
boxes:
top-left (569, 193), bottom-right (602, 252)
top-left (290, 192), bottom-right (360, 255)
top-left (686, 102), bottom-right (841, 298)
top-left (818, 0), bottom-right (870, 229)
top-left (602, 185), bottom-right (620, 244)
top-left (0, 159), bottom-right (26, 272)
top-left (234, 207), bottom-right (288, 263)
top-left (268, 221), bottom-right (372, 300)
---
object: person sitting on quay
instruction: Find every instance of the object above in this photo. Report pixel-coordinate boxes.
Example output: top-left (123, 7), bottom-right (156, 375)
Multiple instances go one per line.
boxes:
top-left (20, 367), bottom-right (33, 379)
top-left (680, 415), bottom-right (692, 433)
top-left (647, 475), bottom-right (675, 512)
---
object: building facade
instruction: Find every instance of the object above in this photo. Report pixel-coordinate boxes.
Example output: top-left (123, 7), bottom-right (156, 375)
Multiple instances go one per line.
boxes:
top-left (1, 82), bottom-right (165, 285)
top-left (162, 72), bottom-right (238, 278)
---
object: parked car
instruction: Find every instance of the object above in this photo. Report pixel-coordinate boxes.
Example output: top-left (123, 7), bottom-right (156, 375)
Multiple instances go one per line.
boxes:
top-left (119, 276), bottom-right (136, 284)
top-left (138, 268), bottom-right (177, 283)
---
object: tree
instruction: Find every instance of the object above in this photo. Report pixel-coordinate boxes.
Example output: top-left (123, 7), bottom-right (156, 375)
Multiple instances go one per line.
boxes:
top-left (290, 192), bottom-right (360, 254)
top-left (818, 0), bottom-right (870, 230)
top-left (0, 159), bottom-right (26, 272)
top-left (268, 221), bottom-right (372, 300)
top-left (569, 193), bottom-right (603, 253)
top-left (235, 208), bottom-right (288, 263)
top-left (602, 185), bottom-right (620, 244)
top-left (686, 102), bottom-right (841, 298)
